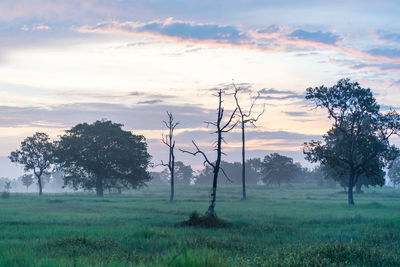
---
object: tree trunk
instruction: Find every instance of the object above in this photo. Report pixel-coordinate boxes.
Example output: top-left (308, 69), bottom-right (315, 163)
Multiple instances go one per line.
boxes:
top-left (169, 127), bottom-right (175, 202)
top-left (348, 172), bottom-right (355, 205)
top-left (208, 101), bottom-right (223, 217)
top-left (96, 178), bottom-right (104, 197)
top-left (209, 167), bottom-right (219, 217)
top-left (170, 167), bottom-right (174, 202)
top-left (241, 122), bottom-right (246, 200)
top-left (355, 183), bottom-right (362, 194)
top-left (37, 174), bottom-right (43, 196)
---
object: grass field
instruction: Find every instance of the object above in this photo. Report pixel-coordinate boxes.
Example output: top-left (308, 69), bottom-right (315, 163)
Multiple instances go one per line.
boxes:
top-left (1, 184), bottom-right (400, 266)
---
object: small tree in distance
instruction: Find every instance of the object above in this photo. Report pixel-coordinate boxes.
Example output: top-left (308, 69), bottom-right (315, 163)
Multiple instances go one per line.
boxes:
top-left (9, 132), bottom-right (54, 196)
top-left (388, 158), bottom-right (400, 189)
top-left (21, 174), bottom-right (34, 192)
top-left (181, 89), bottom-right (237, 217)
top-left (261, 153), bottom-right (301, 187)
top-left (161, 111), bottom-right (179, 202)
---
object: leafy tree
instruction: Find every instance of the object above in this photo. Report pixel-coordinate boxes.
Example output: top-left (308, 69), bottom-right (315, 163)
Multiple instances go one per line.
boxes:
top-left (20, 174), bottom-right (34, 191)
top-left (233, 82), bottom-right (265, 200)
top-left (149, 171), bottom-right (169, 184)
top-left (1, 179), bottom-right (11, 199)
top-left (261, 153), bottom-right (302, 187)
top-left (303, 78), bottom-right (400, 205)
top-left (55, 120), bottom-right (151, 197)
top-left (246, 158), bottom-right (263, 184)
top-left (194, 159), bottom-right (262, 185)
top-left (175, 161), bottom-right (194, 184)
top-left (9, 132), bottom-right (54, 196)
top-left (388, 158), bottom-right (400, 189)
top-left (194, 165), bottom-right (214, 185)
top-left (4, 180), bottom-right (11, 192)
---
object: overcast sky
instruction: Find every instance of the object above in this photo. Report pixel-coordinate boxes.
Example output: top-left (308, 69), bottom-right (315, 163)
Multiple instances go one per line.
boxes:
top-left (2, 1), bottom-right (400, 177)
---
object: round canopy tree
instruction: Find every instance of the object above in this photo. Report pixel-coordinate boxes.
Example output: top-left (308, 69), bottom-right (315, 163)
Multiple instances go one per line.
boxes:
top-left (9, 132), bottom-right (54, 196)
top-left (303, 78), bottom-right (400, 205)
top-left (261, 153), bottom-right (302, 187)
top-left (55, 120), bottom-right (151, 197)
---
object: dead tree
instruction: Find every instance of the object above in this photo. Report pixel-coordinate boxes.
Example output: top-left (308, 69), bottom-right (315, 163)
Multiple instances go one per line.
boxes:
top-left (233, 82), bottom-right (265, 200)
top-left (181, 90), bottom-right (237, 216)
top-left (161, 111), bottom-right (179, 202)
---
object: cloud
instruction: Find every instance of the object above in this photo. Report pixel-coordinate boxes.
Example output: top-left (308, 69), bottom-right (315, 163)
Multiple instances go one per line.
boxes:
top-left (351, 62), bottom-right (400, 72)
top-left (259, 88), bottom-right (297, 95)
top-left (78, 19), bottom-right (346, 54)
top-left (256, 25), bottom-right (280, 34)
top-left (288, 29), bottom-right (341, 45)
top-left (0, 103), bottom-right (214, 131)
top-left (32, 24), bottom-right (51, 31)
top-left (377, 31), bottom-right (400, 43)
top-left (80, 19), bottom-right (249, 44)
top-left (138, 99), bottom-right (163, 104)
top-left (259, 93), bottom-right (305, 101)
top-left (365, 48), bottom-right (400, 59)
top-left (284, 111), bottom-right (308, 117)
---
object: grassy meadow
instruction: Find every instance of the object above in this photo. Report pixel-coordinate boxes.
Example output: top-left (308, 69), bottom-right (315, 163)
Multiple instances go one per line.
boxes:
top-left (1, 184), bottom-right (400, 266)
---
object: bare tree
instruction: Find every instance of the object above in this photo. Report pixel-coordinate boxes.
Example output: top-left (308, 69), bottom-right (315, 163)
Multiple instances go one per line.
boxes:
top-left (233, 82), bottom-right (265, 200)
top-left (181, 89), bottom-right (237, 217)
top-left (161, 111), bottom-right (179, 202)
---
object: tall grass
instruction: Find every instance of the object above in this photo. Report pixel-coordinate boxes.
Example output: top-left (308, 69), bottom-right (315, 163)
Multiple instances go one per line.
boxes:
top-left (0, 184), bottom-right (399, 266)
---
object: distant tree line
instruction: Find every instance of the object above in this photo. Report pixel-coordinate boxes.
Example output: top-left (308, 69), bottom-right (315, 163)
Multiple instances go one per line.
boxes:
top-left (6, 78), bottom-right (400, 209)
top-left (9, 120), bottom-right (151, 197)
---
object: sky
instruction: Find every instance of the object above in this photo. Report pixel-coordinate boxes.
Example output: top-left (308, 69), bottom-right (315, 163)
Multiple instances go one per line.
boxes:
top-left (1, 0), bottom-right (400, 177)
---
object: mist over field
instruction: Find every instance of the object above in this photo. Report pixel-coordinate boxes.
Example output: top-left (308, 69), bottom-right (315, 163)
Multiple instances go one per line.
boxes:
top-left (1, 1), bottom-right (400, 266)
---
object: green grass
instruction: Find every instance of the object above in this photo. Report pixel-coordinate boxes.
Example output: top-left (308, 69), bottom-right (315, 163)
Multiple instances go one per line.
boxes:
top-left (1, 184), bottom-right (400, 266)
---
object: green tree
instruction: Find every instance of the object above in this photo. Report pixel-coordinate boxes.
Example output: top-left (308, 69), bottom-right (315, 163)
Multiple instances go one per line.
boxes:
top-left (55, 120), bottom-right (151, 197)
top-left (303, 78), bottom-right (400, 205)
top-left (175, 161), bottom-right (194, 184)
top-left (261, 153), bottom-right (301, 187)
top-left (388, 158), bottom-right (400, 189)
top-left (20, 174), bottom-right (34, 191)
top-left (9, 132), bottom-right (54, 196)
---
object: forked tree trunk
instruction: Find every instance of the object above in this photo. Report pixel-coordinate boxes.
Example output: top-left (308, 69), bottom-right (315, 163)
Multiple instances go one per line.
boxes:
top-left (162, 111), bottom-right (178, 202)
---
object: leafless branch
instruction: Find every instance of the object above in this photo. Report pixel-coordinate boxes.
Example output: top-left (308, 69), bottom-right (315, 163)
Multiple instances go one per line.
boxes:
top-left (180, 140), bottom-right (215, 169)
top-left (220, 167), bottom-right (233, 183)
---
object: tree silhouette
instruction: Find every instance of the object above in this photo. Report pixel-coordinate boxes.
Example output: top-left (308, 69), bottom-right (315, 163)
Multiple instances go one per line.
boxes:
top-left (303, 78), bottom-right (400, 205)
top-left (161, 111), bottom-right (179, 202)
top-left (55, 120), bottom-right (151, 197)
top-left (21, 174), bottom-right (34, 191)
top-left (181, 89), bottom-right (237, 217)
top-left (9, 132), bottom-right (54, 196)
top-left (261, 153), bottom-right (301, 187)
top-left (388, 158), bottom-right (400, 189)
top-left (233, 82), bottom-right (265, 200)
